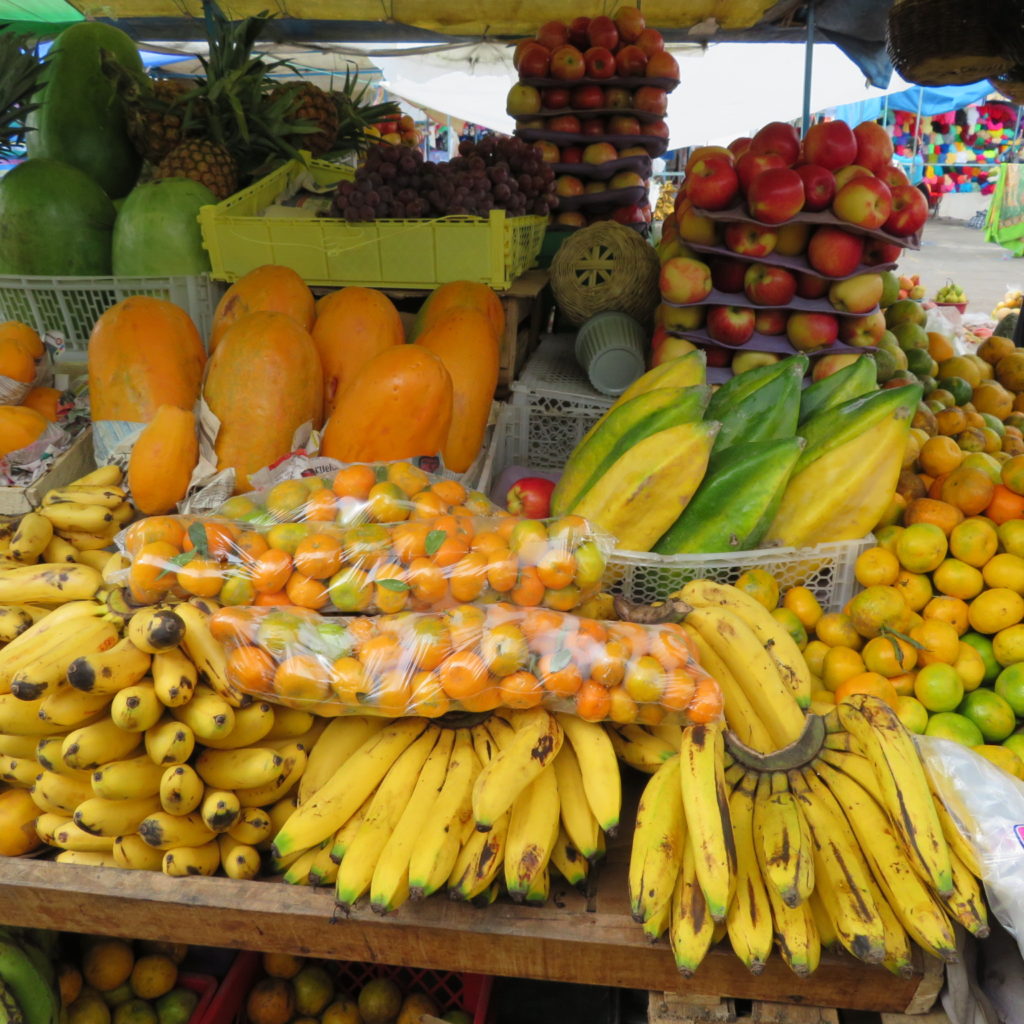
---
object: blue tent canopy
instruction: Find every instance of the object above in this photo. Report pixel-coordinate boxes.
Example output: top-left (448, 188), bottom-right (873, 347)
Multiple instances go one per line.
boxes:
top-left (829, 82), bottom-right (997, 127)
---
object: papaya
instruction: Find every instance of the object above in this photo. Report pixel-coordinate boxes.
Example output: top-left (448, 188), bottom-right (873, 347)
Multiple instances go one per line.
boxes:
top-left (798, 356), bottom-right (877, 425)
top-left (27, 22), bottom-right (144, 199)
top-left (0, 789), bottom-right (43, 857)
top-left (128, 406), bottom-right (199, 515)
top-left (590, 350), bottom-right (706, 433)
top-left (203, 312), bottom-right (323, 493)
top-left (113, 178), bottom-right (217, 276)
top-left (320, 345), bottom-right (452, 464)
top-left (311, 287), bottom-right (404, 417)
top-left (22, 388), bottom-right (63, 423)
top-left (88, 297), bottom-right (206, 423)
top-left (0, 406), bottom-right (50, 458)
top-left (411, 281), bottom-right (505, 343)
top-left (0, 158), bottom-right (115, 276)
top-left (417, 308), bottom-right (499, 473)
top-left (210, 266), bottom-right (315, 352)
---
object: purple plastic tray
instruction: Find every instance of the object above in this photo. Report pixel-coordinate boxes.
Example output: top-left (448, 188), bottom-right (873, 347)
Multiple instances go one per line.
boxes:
top-left (519, 74), bottom-right (679, 93)
top-left (517, 127), bottom-right (668, 157)
top-left (661, 286), bottom-right (880, 317)
top-left (667, 327), bottom-right (878, 356)
top-left (555, 185), bottom-right (648, 210)
top-left (521, 106), bottom-right (667, 122)
top-left (682, 239), bottom-right (898, 282)
top-left (549, 154), bottom-right (652, 179)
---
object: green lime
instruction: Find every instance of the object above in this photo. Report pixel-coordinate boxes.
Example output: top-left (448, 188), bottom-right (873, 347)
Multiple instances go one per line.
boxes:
top-left (958, 688), bottom-right (1017, 742)
top-left (895, 695), bottom-right (929, 734)
top-left (925, 711), bottom-right (985, 746)
top-left (1002, 731), bottom-right (1024, 762)
top-left (914, 662), bottom-right (964, 712)
top-left (982, 413), bottom-right (1007, 437)
top-left (971, 744), bottom-right (1024, 779)
top-left (994, 662), bottom-right (1024, 716)
top-left (905, 347), bottom-right (935, 377)
top-left (959, 632), bottom-right (1001, 684)
top-left (936, 376), bottom-right (973, 405)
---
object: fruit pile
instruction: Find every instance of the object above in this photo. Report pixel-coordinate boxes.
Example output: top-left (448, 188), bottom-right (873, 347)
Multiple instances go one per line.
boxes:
top-left (894, 273), bottom-right (925, 301)
top-left (656, 117), bottom-right (927, 376)
top-left (507, 6), bottom-right (679, 229)
top-left (366, 114), bottom-right (422, 149)
top-left (934, 281), bottom-right (968, 309)
top-left (992, 287), bottom-right (1022, 323)
top-left (331, 135), bottom-right (556, 222)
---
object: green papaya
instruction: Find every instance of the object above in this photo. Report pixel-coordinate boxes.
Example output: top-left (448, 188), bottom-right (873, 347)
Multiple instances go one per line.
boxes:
top-left (994, 311), bottom-right (1019, 339)
top-left (0, 158), bottom-right (116, 276)
top-left (798, 356), bottom-right (877, 425)
top-left (552, 384), bottom-right (710, 516)
top-left (27, 22), bottom-right (144, 198)
top-left (653, 437), bottom-right (806, 555)
top-left (794, 383), bottom-right (923, 475)
top-left (593, 349), bottom-right (706, 426)
top-left (706, 354), bottom-right (806, 459)
top-left (113, 178), bottom-right (217, 276)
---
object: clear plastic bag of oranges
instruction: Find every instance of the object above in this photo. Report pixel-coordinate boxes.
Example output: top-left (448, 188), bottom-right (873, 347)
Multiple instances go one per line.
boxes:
top-left (118, 511), bottom-right (613, 614)
top-left (207, 602), bottom-right (725, 725)
top-left (216, 461), bottom-right (503, 527)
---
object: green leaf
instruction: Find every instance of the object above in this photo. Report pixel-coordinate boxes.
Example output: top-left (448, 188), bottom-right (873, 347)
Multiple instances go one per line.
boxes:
top-left (377, 578), bottom-right (409, 592)
top-left (187, 521), bottom-right (209, 558)
top-left (549, 647), bottom-right (573, 673)
top-left (156, 549), bottom-right (196, 580)
top-left (425, 530), bottom-right (446, 557)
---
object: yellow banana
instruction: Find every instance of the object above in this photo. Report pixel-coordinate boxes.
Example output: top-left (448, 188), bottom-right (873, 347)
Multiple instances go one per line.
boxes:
top-left (504, 762), bottom-right (560, 902)
top-left (297, 715), bottom-right (385, 804)
top-left (0, 604), bottom-right (48, 644)
top-left (0, 694), bottom-right (66, 736)
top-left (864, 870), bottom-right (914, 979)
top-left (62, 717), bottom-right (142, 771)
top-left (263, 719), bottom-right (325, 752)
top-left (144, 716), bottom-right (195, 766)
top-left (37, 684), bottom-right (111, 729)
top-left (683, 606), bottom-right (805, 748)
top-left (9, 514), bottom-right (53, 564)
top-left (42, 536), bottom-right (79, 565)
top-left (335, 727), bottom-right (440, 910)
top-left (55, 850), bottom-right (117, 867)
top-left (669, 836), bottom-right (716, 978)
top-left (330, 794), bottom-right (372, 864)
top-left (262, 706), bottom-right (317, 741)
top-left (605, 724), bottom-right (676, 773)
top-left (74, 795), bottom-right (162, 837)
top-left (43, 484), bottom-right (126, 508)
top-left (194, 746), bottom-right (283, 790)
top-left (35, 736), bottom-right (71, 774)
top-left (679, 579), bottom-right (811, 709)
top-left (31, 768), bottom-right (94, 815)
top-left (110, 680), bottom-right (162, 733)
top-left (471, 707), bottom-right (562, 831)
top-left (53, 526), bottom-right (120, 551)
top-left (941, 846), bottom-right (989, 939)
top-left (807, 887), bottom-right (838, 950)
top-left (109, 501), bottom-right (133, 526)
top-left (752, 772), bottom-right (814, 908)
top-left (218, 834), bottom-right (261, 880)
top-left (151, 647), bottom-right (198, 708)
top-left (763, 874), bottom-right (820, 979)
top-left (174, 602), bottom-right (244, 707)
top-left (281, 840), bottom-right (327, 883)
top-left (678, 722), bottom-right (735, 922)
top-left (227, 807), bottom-right (273, 847)
top-left (163, 840), bottom-right (221, 877)
top-left (158, 764), bottom-right (205, 816)
top-left (0, 599), bottom-right (105, 689)
top-left (0, 733), bottom-right (42, 759)
top-left (554, 712), bottom-right (620, 835)
top-left (235, 741), bottom-right (307, 808)
top-left (38, 501), bottom-right (118, 534)
top-left (199, 700), bottom-right (275, 751)
top-left (10, 616), bottom-right (120, 701)
top-left (267, 793), bottom-right (297, 840)
top-left (523, 864), bottom-right (550, 907)
top-left (90, 754), bottom-right (165, 801)
top-left (35, 811), bottom-right (68, 846)
top-left (112, 833), bottom-right (164, 872)
top-left (126, 608), bottom-right (185, 655)
top-left (641, 886), bottom-right (672, 943)
top-left (726, 772), bottom-right (774, 975)
top-left (0, 755), bottom-right (41, 788)
top-left (200, 790), bottom-right (242, 833)
top-left (66, 638), bottom-right (151, 696)
top-left (138, 811), bottom-right (218, 850)
top-left (73, 550), bottom-right (114, 573)
top-left (629, 756), bottom-right (684, 925)
top-left (549, 826), bottom-right (588, 889)
top-left (928, 780), bottom-right (983, 879)
top-left (552, 742), bottom-right (601, 863)
top-left (308, 836), bottom-right (339, 887)
top-left (68, 465), bottom-right (123, 488)
top-left (836, 695), bottom-right (952, 897)
top-left (169, 685), bottom-right (236, 742)
top-left (448, 811), bottom-right (509, 901)
top-left (814, 745), bottom-right (879, 794)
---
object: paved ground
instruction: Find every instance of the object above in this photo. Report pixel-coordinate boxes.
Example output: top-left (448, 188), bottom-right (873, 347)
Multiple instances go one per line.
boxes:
top-left (898, 218), bottom-right (1024, 321)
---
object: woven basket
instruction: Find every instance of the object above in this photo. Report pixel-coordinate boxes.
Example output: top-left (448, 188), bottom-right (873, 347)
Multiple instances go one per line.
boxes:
top-left (887, 0), bottom-right (1016, 85)
top-left (549, 222), bottom-right (661, 327)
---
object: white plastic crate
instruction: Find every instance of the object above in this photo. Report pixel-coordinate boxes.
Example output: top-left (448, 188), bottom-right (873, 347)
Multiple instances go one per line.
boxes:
top-left (0, 275), bottom-right (224, 354)
top-left (510, 334), bottom-right (615, 414)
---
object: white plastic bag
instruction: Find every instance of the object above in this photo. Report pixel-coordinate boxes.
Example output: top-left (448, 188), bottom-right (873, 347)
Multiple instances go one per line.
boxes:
top-left (917, 735), bottom-right (1024, 961)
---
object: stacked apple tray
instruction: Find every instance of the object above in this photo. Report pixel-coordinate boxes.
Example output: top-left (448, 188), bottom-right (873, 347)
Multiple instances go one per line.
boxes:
top-left (663, 203), bottom-right (922, 379)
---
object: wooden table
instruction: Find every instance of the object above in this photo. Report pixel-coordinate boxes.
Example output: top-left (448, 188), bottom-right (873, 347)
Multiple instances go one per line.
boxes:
top-left (0, 853), bottom-right (942, 1015)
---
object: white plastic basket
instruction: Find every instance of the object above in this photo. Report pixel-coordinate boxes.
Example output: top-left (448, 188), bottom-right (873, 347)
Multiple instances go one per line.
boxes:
top-left (510, 334), bottom-right (615, 414)
top-left (0, 275), bottom-right (224, 354)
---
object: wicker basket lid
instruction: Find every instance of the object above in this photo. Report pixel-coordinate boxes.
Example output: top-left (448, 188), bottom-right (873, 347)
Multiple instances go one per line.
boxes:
top-left (549, 222), bottom-right (661, 327)
top-left (888, 0), bottom-right (1017, 85)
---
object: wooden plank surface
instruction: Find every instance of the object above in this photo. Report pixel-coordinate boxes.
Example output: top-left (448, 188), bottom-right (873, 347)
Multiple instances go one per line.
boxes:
top-left (0, 855), bottom-right (937, 1014)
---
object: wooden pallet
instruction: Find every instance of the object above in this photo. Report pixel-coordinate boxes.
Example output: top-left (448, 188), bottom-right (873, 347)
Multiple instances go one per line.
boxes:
top-left (649, 997), bottom-right (952, 1024)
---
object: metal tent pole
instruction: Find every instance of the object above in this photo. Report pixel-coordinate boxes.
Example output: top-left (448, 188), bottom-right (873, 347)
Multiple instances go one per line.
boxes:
top-left (801, 1), bottom-right (816, 136)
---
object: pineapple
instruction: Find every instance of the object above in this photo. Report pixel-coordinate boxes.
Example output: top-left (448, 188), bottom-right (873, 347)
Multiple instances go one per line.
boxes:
top-left (127, 78), bottom-right (198, 164)
top-left (274, 81), bottom-right (339, 157)
top-left (0, 33), bottom-right (45, 158)
top-left (331, 68), bottom-right (402, 156)
top-left (152, 138), bottom-right (237, 200)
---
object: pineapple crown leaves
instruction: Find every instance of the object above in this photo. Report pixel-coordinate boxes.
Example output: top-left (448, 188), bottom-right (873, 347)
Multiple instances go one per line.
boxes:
top-left (0, 28), bottom-right (49, 156)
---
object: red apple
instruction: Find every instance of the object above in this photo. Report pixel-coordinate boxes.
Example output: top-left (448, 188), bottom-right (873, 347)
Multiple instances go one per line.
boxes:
top-left (728, 136), bottom-right (753, 159)
top-left (645, 50), bottom-right (679, 81)
top-left (806, 225), bottom-right (865, 277)
top-left (882, 164), bottom-right (910, 190)
top-left (555, 175), bottom-right (585, 197)
top-left (853, 121), bottom-right (894, 175)
top-left (787, 311), bottom-right (839, 352)
top-left (709, 256), bottom-right (750, 293)
top-left (862, 238), bottom-right (902, 266)
top-left (608, 114), bottom-right (642, 136)
top-left (833, 164), bottom-right (874, 190)
top-left (613, 6), bottom-right (646, 42)
top-left (550, 45), bottom-right (586, 81)
top-left (735, 150), bottom-right (787, 193)
top-left (584, 47), bottom-right (616, 79)
top-left (677, 204), bottom-right (719, 245)
top-left (616, 45), bottom-right (648, 77)
top-left (587, 15), bottom-right (620, 51)
top-left (828, 272), bottom-right (884, 314)
top-left (775, 221), bottom-right (811, 256)
top-left (515, 118), bottom-right (544, 131)
top-left (517, 42), bottom-right (551, 78)
top-left (583, 142), bottom-right (619, 165)
top-left (568, 17), bottom-right (591, 50)
top-left (507, 84), bottom-right (542, 116)
top-left (555, 211), bottom-right (587, 227)
top-left (723, 221), bottom-right (779, 258)
top-left (795, 271), bottom-right (830, 299)
top-left (704, 345), bottom-right (731, 367)
top-left (605, 87), bottom-right (633, 109)
top-left (796, 164), bottom-right (836, 212)
top-left (585, 181), bottom-right (607, 194)
top-left (660, 303), bottom-right (706, 330)
top-left (542, 86), bottom-right (571, 109)
top-left (707, 305), bottom-right (757, 346)
top-left (610, 170), bottom-right (645, 189)
top-left (635, 28), bottom-right (665, 58)
top-left (612, 203), bottom-right (649, 225)
top-left (801, 120), bottom-right (857, 170)
top-left (839, 310), bottom-right (886, 346)
top-left (645, 120), bottom-right (670, 140)
top-left (634, 86), bottom-right (667, 116)
top-left (549, 114), bottom-right (582, 134)
top-left (581, 118), bottom-right (606, 136)
top-left (754, 309), bottom-right (788, 335)
top-left (572, 85), bottom-right (606, 109)
top-left (537, 21), bottom-right (569, 50)
top-left (687, 156), bottom-right (739, 211)
top-left (660, 256), bottom-right (713, 304)
top-left (534, 140), bottom-right (561, 163)
top-left (747, 167), bottom-right (805, 224)
top-left (685, 146), bottom-right (734, 174)
top-left (832, 175), bottom-right (893, 231)
top-left (884, 185), bottom-right (929, 237)
top-left (744, 263), bottom-right (798, 306)
top-left (812, 353), bottom-right (861, 381)
top-left (750, 121), bottom-right (800, 166)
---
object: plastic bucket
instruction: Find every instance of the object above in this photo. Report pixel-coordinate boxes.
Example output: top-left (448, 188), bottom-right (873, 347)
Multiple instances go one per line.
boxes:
top-left (574, 311), bottom-right (646, 396)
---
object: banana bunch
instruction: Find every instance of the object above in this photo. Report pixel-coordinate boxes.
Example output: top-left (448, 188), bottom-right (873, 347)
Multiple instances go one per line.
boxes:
top-left (623, 582), bottom-right (988, 979)
top-left (269, 707), bottom-right (620, 912)
top-left (0, 926), bottom-right (61, 1024)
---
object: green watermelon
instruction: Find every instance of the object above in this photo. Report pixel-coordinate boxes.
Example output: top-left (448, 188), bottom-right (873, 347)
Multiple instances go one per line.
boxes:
top-left (113, 179), bottom-right (217, 276)
top-left (27, 22), bottom-right (144, 198)
top-left (0, 158), bottom-right (116, 276)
